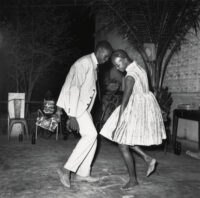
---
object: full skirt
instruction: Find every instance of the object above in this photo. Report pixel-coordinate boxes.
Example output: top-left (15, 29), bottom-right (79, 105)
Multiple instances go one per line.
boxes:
top-left (100, 92), bottom-right (166, 146)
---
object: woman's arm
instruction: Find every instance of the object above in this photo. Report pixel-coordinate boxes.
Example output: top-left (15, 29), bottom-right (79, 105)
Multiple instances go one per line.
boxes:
top-left (112, 75), bottom-right (135, 138)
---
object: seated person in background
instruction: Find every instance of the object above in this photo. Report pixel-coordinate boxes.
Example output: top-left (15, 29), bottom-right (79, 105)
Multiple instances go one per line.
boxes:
top-left (43, 91), bottom-right (56, 115)
top-left (36, 90), bottom-right (61, 133)
top-left (101, 64), bottom-right (124, 123)
top-left (91, 62), bottom-right (124, 129)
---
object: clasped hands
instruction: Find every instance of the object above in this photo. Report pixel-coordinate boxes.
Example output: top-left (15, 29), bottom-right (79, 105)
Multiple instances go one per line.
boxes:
top-left (66, 116), bottom-right (80, 133)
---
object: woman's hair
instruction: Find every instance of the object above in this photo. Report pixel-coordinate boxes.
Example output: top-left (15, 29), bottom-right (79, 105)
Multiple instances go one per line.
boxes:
top-left (111, 49), bottom-right (131, 62)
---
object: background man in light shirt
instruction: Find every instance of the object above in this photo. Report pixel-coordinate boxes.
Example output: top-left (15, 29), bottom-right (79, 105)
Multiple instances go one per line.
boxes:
top-left (56, 41), bottom-right (113, 188)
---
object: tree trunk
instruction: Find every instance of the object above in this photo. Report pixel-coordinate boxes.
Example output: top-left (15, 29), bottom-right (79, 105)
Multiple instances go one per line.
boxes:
top-left (25, 86), bottom-right (33, 117)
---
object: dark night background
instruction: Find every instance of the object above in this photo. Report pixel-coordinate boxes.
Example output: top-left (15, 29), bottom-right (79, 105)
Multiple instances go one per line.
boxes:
top-left (0, 0), bottom-right (95, 103)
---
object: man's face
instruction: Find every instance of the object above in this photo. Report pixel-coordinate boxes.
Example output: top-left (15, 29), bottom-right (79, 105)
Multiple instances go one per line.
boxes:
top-left (97, 48), bottom-right (112, 64)
top-left (112, 57), bottom-right (126, 72)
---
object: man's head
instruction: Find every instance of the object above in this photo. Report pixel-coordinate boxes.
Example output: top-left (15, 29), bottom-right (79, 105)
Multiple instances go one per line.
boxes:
top-left (95, 40), bottom-right (113, 64)
top-left (111, 49), bottom-right (131, 72)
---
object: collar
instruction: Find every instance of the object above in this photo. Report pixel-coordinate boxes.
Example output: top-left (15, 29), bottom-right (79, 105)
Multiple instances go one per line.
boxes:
top-left (91, 53), bottom-right (98, 70)
top-left (125, 61), bottom-right (136, 72)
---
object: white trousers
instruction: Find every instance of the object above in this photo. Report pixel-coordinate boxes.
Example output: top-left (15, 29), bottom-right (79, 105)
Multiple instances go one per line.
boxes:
top-left (64, 111), bottom-right (97, 177)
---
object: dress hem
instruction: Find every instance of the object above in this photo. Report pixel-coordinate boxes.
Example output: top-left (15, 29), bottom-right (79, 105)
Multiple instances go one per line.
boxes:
top-left (101, 135), bottom-right (166, 147)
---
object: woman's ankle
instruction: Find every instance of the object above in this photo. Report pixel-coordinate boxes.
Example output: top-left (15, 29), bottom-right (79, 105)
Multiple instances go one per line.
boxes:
top-left (129, 177), bottom-right (138, 184)
top-left (144, 155), bottom-right (152, 163)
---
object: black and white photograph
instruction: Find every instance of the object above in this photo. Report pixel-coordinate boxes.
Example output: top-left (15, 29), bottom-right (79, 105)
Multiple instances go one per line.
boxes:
top-left (0, 0), bottom-right (200, 197)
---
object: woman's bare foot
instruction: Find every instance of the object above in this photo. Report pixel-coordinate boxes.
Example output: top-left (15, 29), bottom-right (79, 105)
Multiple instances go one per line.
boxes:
top-left (121, 180), bottom-right (138, 190)
top-left (146, 158), bottom-right (157, 177)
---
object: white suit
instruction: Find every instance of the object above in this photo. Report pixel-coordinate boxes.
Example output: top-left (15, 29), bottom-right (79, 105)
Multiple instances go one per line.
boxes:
top-left (57, 53), bottom-right (98, 176)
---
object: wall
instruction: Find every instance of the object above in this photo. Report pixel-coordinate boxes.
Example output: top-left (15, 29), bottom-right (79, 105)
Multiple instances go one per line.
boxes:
top-left (163, 31), bottom-right (200, 143)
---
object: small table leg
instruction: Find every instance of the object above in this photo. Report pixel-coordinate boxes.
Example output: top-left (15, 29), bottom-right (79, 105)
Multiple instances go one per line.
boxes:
top-left (172, 114), bottom-right (179, 152)
top-left (198, 121), bottom-right (200, 150)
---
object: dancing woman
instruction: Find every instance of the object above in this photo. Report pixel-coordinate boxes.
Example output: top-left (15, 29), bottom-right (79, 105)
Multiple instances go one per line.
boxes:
top-left (100, 50), bottom-right (166, 190)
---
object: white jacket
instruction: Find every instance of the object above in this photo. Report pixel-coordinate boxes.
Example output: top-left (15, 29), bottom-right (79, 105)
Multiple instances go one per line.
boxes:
top-left (56, 53), bottom-right (98, 117)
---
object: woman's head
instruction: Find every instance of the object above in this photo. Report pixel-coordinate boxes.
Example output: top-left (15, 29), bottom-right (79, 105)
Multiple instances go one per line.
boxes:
top-left (111, 50), bottom-right (131, 72)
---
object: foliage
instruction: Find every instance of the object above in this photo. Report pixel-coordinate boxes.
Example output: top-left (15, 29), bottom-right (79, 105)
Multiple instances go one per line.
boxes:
top-left (89, 0), bottom-right (200, 89)
top-left (89, 0), bottom-right (200, 116)
top-left (0, 6), bottom-right (76, 115)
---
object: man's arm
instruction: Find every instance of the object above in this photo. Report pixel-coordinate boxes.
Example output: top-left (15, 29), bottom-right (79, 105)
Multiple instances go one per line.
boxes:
top-left (67, 64), bottom-right (87, 117)
top-left (57, 62), bottom-right (87, 114)
top-left (57, 62), bottom-right (87, 132)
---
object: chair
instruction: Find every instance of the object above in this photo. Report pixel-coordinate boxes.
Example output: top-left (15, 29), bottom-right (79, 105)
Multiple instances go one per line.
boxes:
top-left (35, 100), bottom-right (62, 141)
top-left (8, 93), bottom-right (29, 140)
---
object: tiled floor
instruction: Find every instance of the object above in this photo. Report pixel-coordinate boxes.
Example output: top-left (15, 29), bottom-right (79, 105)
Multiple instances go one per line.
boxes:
top-left (0, 134), bottom-right (200, 198)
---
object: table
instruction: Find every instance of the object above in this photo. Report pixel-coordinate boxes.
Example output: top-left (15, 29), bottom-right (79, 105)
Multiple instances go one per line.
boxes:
top-left (172, 109), bottom-right (200, 152)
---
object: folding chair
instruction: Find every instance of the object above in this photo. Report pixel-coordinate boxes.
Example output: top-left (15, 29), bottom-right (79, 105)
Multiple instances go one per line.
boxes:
top-left (8, 93), bottom-right (29, 140)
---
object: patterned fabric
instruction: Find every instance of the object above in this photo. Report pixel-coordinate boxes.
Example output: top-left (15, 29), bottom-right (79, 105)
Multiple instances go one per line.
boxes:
top-left (100, 61), bottom-right (166, 146)
top-left (36, 99), bottom-right (60, 132)
top-left (36, 114), bottom-right (59, 132)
